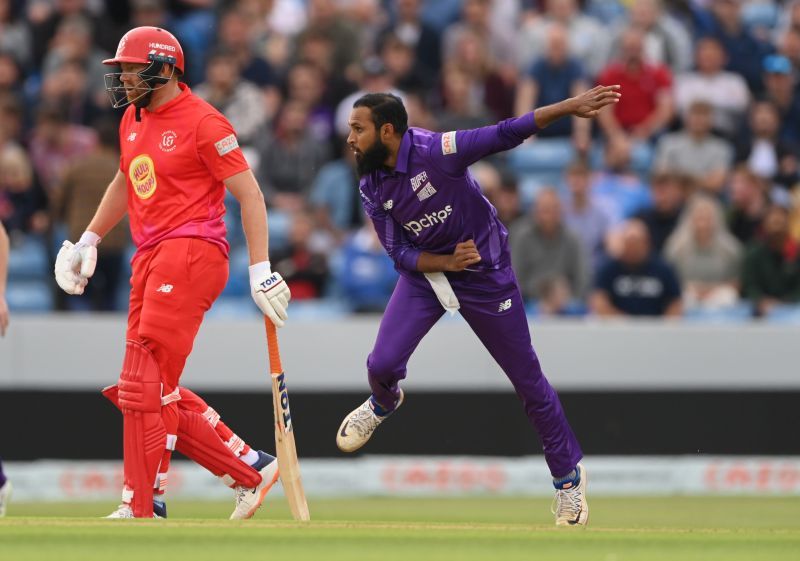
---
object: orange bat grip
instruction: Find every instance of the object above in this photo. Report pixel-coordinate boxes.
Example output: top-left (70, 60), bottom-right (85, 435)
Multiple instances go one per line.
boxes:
top-left (264, 317), bottom-right (283, 373)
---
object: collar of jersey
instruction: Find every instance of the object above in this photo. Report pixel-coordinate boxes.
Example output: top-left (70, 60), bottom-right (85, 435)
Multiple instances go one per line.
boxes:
top-left (147, 82), bottom-right (191, 115)
top-left (379, 129), bottom-right (412, 179)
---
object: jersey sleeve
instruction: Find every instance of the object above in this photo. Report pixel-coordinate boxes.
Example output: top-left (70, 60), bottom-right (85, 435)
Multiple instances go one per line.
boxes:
top-left (359, 181), bottom-right (421, 271)
top-left (196, 113), bottom-right (250, 182)
top-left (428, 113), bottom-right (540, 176)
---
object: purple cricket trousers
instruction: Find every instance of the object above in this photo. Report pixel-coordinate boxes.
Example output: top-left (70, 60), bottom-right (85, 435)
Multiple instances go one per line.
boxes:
top-left (367, 266), bottom-right (583, 478)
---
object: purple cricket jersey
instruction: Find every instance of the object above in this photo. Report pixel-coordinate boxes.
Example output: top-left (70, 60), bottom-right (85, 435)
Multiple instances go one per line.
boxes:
top-left (359, 113), bottom-right (539, 275)
top-left (358, 112), bottom-right (584, 477)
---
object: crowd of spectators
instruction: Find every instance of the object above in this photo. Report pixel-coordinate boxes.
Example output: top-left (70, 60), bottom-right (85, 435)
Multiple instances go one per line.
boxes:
top-left (1, 0), bottom-right (799, 320)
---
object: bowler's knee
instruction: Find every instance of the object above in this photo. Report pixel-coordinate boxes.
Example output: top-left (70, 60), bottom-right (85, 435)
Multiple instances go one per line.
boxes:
top-left (366, 351), bottom-right (404, 382)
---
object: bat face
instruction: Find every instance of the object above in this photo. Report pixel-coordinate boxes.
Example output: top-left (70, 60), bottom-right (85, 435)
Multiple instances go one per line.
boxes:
top-left (265, 319), bottom-right (310, 521)
top-left (273, 372), bottom-right (292, 433)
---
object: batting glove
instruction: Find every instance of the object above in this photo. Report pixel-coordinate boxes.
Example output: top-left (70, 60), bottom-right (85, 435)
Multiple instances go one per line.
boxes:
top-left (249, 261), bottom-right (291, 327)
top-left (54, 231), bottom-right (100, 295)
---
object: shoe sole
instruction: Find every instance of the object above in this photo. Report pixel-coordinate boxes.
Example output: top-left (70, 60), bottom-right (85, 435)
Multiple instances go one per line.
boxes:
top-left (240, 464), bottom-right (281, 520)
top-left (336, 391), bottom-right (404, 453)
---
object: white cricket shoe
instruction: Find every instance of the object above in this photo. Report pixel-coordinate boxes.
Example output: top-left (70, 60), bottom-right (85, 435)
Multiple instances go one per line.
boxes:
top-left (336, 390), bottom-right (404, 453)
top-left (230, 454), bottom-right (280, 520)
top-left (104, 503), bottom-right (163, 519)
top-left (553, 463), bottom-right (589, 526)
top-left (0, 480), bottom-right (11, 517)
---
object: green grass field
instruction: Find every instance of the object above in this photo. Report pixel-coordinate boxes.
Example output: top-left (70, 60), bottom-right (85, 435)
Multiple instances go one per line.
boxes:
top-left (2, 497), bottom-right (799, 561)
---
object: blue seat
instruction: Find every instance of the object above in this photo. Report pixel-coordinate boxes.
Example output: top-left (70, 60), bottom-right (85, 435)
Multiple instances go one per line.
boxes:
top-left (518, 173), bottom-right (561, 211)
top-left (508, 138), bottom-right (575, 175)
top-left (8, 235), bottom-right (49, 281)
top-left (741, 2), bottom-right (779, 31)
top-left (589, 141), bottom-right (654, 178)
top-left (765, 305), bottom-right (800, 325)
top-left (286, 299), bottom-right (349, 320)
top-left (683, 303), bottom-right (753, 323)
top-left (7, 280), bottom-right (54, 312)
top-left (267, 209), bottom-right (291, 254)
top-left (222, 245), bottom-right (251, 297)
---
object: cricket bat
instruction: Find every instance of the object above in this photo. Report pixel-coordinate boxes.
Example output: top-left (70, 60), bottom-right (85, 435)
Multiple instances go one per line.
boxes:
top-left (264, 317), bottom-right (311, 521)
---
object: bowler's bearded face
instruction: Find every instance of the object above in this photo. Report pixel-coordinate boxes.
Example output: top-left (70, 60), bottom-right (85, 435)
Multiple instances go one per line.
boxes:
top-left (347, 107), bottom-right (390, 176)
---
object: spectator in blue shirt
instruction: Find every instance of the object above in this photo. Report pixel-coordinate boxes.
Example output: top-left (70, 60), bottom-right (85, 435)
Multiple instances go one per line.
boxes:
top-left (514, 22), bottom-right (590, 150)
top-left (591, 219), bottom-right (683, 317)
top-left (698, 0), bottom-right (774, 94)
top-left (336, 219), bottom-right (399, 313)
top-left (309, 142), bottom-right (362, 236)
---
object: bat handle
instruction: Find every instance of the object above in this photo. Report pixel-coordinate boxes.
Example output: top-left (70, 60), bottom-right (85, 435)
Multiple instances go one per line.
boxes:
top-left (264, 317), bottom-right (283, 373)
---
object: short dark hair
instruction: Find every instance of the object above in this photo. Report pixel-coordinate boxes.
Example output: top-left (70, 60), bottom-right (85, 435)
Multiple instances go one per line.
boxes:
top-left (352, 93), bottom-right (408, 135)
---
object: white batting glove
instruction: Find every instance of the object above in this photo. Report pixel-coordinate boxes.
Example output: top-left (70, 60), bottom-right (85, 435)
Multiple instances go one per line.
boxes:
top-left (249, 261), bottom-right (291, 327)
top-left (54, 231), bottom-right (100, 295)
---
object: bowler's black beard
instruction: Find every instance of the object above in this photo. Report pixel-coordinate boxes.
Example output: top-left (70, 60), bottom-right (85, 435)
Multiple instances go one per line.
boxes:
top-left (355, 137), bottom-right (390, 176)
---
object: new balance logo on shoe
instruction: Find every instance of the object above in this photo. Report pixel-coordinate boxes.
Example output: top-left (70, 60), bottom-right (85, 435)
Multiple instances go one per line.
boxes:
top-left (498, 299), bottom-right (512, 312)
top-left (156, 284), bottom-right (173, 293)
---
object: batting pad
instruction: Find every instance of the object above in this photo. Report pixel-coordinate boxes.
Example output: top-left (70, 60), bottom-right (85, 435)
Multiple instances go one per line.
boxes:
top-left (102, 386), bottom-right (262, 489)
top-left (118, 340), bottom-right (166, 518)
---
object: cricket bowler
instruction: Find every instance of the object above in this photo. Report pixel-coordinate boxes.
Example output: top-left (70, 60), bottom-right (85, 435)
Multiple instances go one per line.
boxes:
top-left (53, 27), bottom-right (291, 519)
top-left (337, 86), bottom-right (621, 526)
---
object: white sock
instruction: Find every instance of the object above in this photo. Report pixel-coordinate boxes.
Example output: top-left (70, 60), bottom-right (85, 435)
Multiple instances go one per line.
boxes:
top-left (240, 449), bottom-right (259, 466)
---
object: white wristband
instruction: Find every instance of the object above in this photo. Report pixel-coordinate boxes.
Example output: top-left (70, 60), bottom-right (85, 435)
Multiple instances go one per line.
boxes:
top-left (248, 260), bottom-right (271, 284)
top-left (79, 231), bottom-right (101, 247)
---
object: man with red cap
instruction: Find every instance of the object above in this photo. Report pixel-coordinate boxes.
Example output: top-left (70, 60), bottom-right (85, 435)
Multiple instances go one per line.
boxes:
top-left (53, 26), bottom-right (291, 519)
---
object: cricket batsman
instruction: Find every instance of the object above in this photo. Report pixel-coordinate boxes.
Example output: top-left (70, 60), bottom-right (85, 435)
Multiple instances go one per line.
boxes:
top-left (337, 87), bottom-right (621, 526)
top-left (53, 27), bottom-right (291, 519)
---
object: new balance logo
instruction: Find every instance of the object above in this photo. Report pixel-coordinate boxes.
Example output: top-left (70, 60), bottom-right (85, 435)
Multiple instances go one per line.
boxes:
top-left (383, 199), bottom-right (394, 210)
top-left (498, 299), bottom-right (512, 312)
top-left (127, 132), bottom-right (137, 142)
top-left (156, 284), bottom-right (174, 293)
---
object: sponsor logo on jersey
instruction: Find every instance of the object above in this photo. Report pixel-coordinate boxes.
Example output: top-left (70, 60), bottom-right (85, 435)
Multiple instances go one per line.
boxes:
top-left (410, 170), bottom-right (428, 192)
top-left (498, 298), bottom-right (512, 312)
top-left (159, 130), bottom-right (177, 152)
top-left (127, 132), bottom-right (137, 142)
top-left (383, 199), bottom-right (394, 210)
top-left (214, 134), bottom-right (239, 156)
top-left (403, 204), bottom-right (453, 236)
top-left (417, 183), bottom-right (436, 202)
top-left (129, 154), bottom-right (157, 200)
top-left (441, 131), bottom-right (457, 155)
top-left (156, 284), bottom-right (174, 293)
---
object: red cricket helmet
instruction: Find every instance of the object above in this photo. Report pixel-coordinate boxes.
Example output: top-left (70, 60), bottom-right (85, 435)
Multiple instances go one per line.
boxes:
top-left (103, 27), bottom-right (184, 109)
top-left (103, 26), bottom-right (184, 74)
